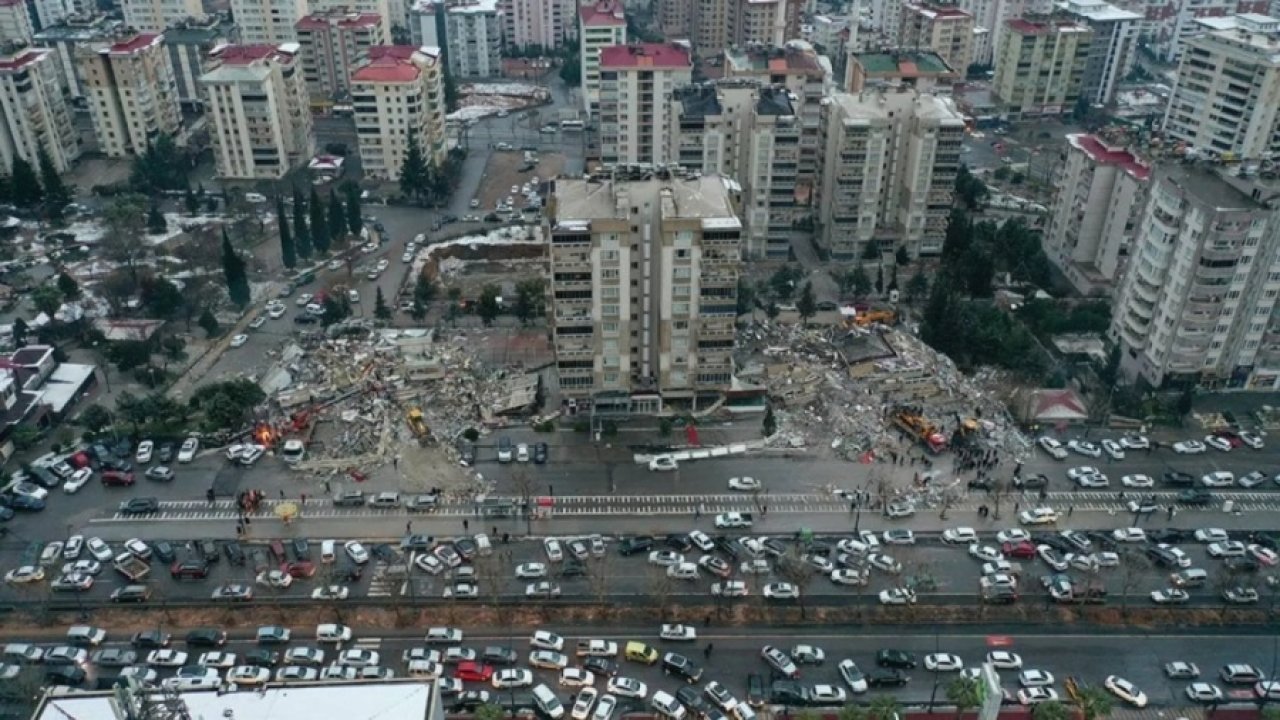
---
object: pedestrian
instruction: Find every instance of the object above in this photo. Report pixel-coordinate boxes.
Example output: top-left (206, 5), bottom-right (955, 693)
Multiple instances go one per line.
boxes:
top-left (394, 455), bottom-right (399, 470)
top-left (762, 505), bottom-right (768, 516)
top-left (406, 522), bottom-right (412, 533)
top-left (694, 507), bottom-right (701, 519)
top-left (492, 527), bottom-right (497, 537)
top-left (703, 614), bottom-right (711, 627)
top-left (463, 519), bottom-right (469, 532)
top-left (1014, 502), bottom-right (1020, 514)
top-left (1167, 506), bottom-right (1174, 521)
top-left (279, 489), bottom-right (285, 499)
top-left (704, 643), bottom-right (713, 659)
top-left (244, 515), bottom-right (251, 526)
top-left (324, 480), bottom-right (331, 493)
top-left (300, 493), bottom-right (306, 505)
top-left (1068, 505), bottom-right (1074, 517)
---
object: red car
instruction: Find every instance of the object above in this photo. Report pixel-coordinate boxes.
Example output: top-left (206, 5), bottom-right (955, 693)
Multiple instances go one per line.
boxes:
top-left (454, 661), bottom-right (493, 682)
top-left (1001, 540), bottom-right (1036, 559)
top-left (170, 561), bottom-right (210, 580)
top-left (283, 561), bottom-right (316, 578)
top-left (101, 471), bottom-right (135, 487)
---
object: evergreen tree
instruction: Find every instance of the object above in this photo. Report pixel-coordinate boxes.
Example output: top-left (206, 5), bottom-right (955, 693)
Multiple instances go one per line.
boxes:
top-left (221, 228), bottom-right (251, 307)
top-left (184, 186), bottom-right (200, 215)
top-left (477, 284), bottom-right (500, 326)
top-left (146, 204), bottom-right (167, 234)
top-left (327, 188), bottom-right (345, 244)
top-left (276, 197), bottom-right (296, 269)
top-left (198, 308), bottom-right (219, 337)
top-left (56, 272), bottom-right (80, 300)
top-left (399, 133), bottom-right (430, 205)
top-left (309, 187), bottom-right (329, 253)
top-left (10, 157), bottom-right (42, 209)
top-left (796, 281), bottom-right (816, 325)
top-left (374, 286), bottom-right (391, 320)
top-left (36, 146), bottom-right (70, 220)
top-left (292, 188), bottom-right (312, 259)
top-left (345, 185), bottom-right (362, 235)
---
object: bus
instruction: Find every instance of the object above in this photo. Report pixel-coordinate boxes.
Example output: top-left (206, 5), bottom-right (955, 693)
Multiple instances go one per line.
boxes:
top-left (560, 119), bottom-right (585, 131)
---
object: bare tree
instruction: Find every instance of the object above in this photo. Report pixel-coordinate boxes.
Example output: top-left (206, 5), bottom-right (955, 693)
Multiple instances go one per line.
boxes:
top-left (588, 551), bottom-right (614, 618)
top-left (775, 548), bottom-right (816, 620)
top-left (100, 194), bottom-right (150, 289)
top-left (1116, 548), bottom-right (1151, 619)
top-left (476, 549), bottom-right (513, 608)
top-left (647, 567), bottom-right (676, 620)
top-left (512, 469), bottom-right (535, 535)
top-left (1214, 565), bottom-right (1246, 621)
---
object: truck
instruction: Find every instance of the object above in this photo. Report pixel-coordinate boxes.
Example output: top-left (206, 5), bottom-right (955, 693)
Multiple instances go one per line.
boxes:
top-left (714, 512), bottom-right (753, 529)
top-left (113, 552), bottom-right (150, 582)
top-left (891, 406), bottom-right (947, 454)
top-left (575, 640), bottom-right (618, 658)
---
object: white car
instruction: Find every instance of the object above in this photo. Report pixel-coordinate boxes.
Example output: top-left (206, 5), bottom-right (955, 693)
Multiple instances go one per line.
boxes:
top-left (986, 651), bottom-right (1022, 669)
top-left (344, 541), bottom-right (369, 564)
top-left (493, 669), bottom-right (534, 689)
top-left (337, 649), bottom-right (380, 667)
top-left (867, 553), bottom-right (902, 574)
top-left (882, 529), bottom-right (915, 545)
top-left (1201, 471), bottom-right (1235, 487)
top-left (1208, 541), bottom-right (1246, 557)
top-left (1037, 545), bottom-right (1068, 572)
top-left (1151, 588), bottom-right (1190, 604)
top-left (831, 569), bottom-right (868, 586)
top-left (1185, 683), bottom-right (1223, 703)
top-left (63, 467), bottom-right (92, 493)
top-left (147, 649), bottom-right (188, 667)
top-left (809, 685), bottom-right (847, 704)
top-left (1120, 474), bottom-right (1153, 488)
top-left (529, 651), bottom-right (569, 670)
top-left (607, 677), bottom-right (648, 699)
top-left (924, 653), bottom-right (964, 672)
top-left (728, 477), bottom-right (760, 491)
top-left (648, 456), bottom-right (677, 471)
top-left (560, 668), bottom-right (595, 687)
top-left (1239, 431), bottom-right (1265, 449)
top-left (1067, 466), bottom-right (1102, 481)
top-left (276, 667), bottom-right (319, 682)
top-left (177, 438), bottom-right (199, 463)
top-left (1195, 528), bottom-right (1229, 543)
top-left (1120, 434), bottom-right (1150, 449)
top-left (545, 538), bottom-right (564, 562)
top-left (1205, 435), bottom-right (1233, 452)
top-left (516, 562), bottom-right (547, 579)
top-left (414, 554), bottom-right (444, 575)
top-left (1019, 507), bottom-right (1060, 525)
top-left (1018, 688), bottom-right (1059, 705)
top-left (268, 303), bottom-right (287, 318)
top-left (312, 585), bottom-right (349, 600)
top-left (1101, 439), bottom-right (1125, 460)
top-left (1104, 676), bottom-right (1148, 707)
top-left (996, 529), bottom-right (1030, 544)
top-left (711, 581), bottom-right (749, 597)
top-left (1112, 528), bottom-right (1146, 543)
top-left (659, 624), bottom-right (696, 641)
top-left (1067, 440), bottom-right (1101, 458)
top-left (284, 647), bottom-right (326, 665)
top-left (62, 536), bottom-right (83, 560)
top-left (761, 646), bottom-right (798, 677)
top-left (135, 440), bottom-right (154, 463)
top-left (228, 666), bottom-right (271, 685)
top-left (1173, 440), bottom-right (1206, 454)
top-left (197, 651), bottom-right (237, 668)
top-left (878, 588), bottom-right (917, 605)
top-left (572, 687), bottom-right (599, 720)
top-left (942, 527), bottom-right (977, 544)
top-left (531, 630), bottom-right (565, 651)
top-left (763, 582), bottom-right (800, 599)
top-left (1019, 670), bottom-right (1055, 687)
top-left (4, 566), bottom-right (44, 584)
top-left (688, 531), bottom-right (714, 552)
top-left (1037, 436), bottom-right (1068, 459)
top-left (791, 645), bottom-right (826, 665)
top-left (87, 538), bottom-right (112, 562)
top-left (648, 551), bottom-right (684, 567)
top-left (838, 660), bottom-right (869, 694)
top-left (230, 334), bottom-right (249, 348)
top-left (526, 581), bottom-right (561, 597)
top-left (1248, 544), bottom-right (1279, 566)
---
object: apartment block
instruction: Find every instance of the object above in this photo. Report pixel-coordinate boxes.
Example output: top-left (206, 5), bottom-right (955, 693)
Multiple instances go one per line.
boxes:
top-left (692, 0), bottom-right (727, 53)
top-left (579, 0), bottom-right (625, 119)
top-left (738, 87), bottom-right (804, 260)
top-left (408, 0), bottom-right (443, 46)
top-left (671, 84), bottom-right (741, 178)
top-left (30, 0), bottom-right (79, 31)
top-left (121, 0), bottom-right (203, 32)
top-left (845, 49), bottom-right (957, 93)
top-left (202, 43), bottom-right (313, 179)
top-left (546, 172), bottom-right (742, 411)
top-left (1057, 0), bottom-right (1139, 104)
top-left (598, 43), bottom-right (691, 166)
top-left (0, 46), bottom-right (78, 173)
top-left (900, 3), bottom-right (975, 75)
top-left (76, 32), bottom-right (181, 157)
top-left (33, 14), bottom-right (122, 98)
top-left (0, 0), bottom-right (33, 43)
top-left (446, 0), bottom-right (502, 78)
top-left (310, 0), bottom-right (394, 27)
top-left (503, 0), bottom-right (575, 50)
top-left (992, 18), bottom-right (1092, 118)
top-left (816, 89), bottom-right (964, 260)
top-left (230, 0), bottom-right (309, 43)
top-left (296, 10), bottom-right (384, 102)
top-left (1110, 163), bottom-right (1280, 389)
top-left (164, 16), bottom-right (238, 110)
top-left (351, 45), bottom-right (446, 180)
top-left (1044, 132), bottom-right (1149, 295)
top-left (656, 0), bottom-right (689, 39)
top-left (1162, 13), bottom-right (1280, 160)
top-left (1148, 0), bottom-right (1236, 63)
top-left (733, 0), bottom-right (788, 45)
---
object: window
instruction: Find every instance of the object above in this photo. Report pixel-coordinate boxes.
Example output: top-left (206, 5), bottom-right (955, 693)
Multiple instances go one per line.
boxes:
top-left (602, 304), bottom-right (619, 316)
top-left (602, 269), bottom-right (619, 280)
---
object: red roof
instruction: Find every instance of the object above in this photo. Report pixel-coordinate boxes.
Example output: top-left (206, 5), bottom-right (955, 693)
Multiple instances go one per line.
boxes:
top-left (210, 44), bottom-right (298, 65)
top-left (104, 33), bottom-right (162, 54)
top-left (353, 45), bottom-right (437, 82)
top-left (1005, 17), bottom-right (1083, 33)
top-left (1031, 389), bottom-right (1088, 421)
top-left (599, 43), bottom-right (690, 69)
top-left (0, 49), bottom-right (46, 71)
top-left (366, 45), bottom-right (420, 61)
top-left (580, 0), bottom-right (626, 26)
top-left (1071, 134), bottom-right (1150, 181)
top-left (297, 12), bottom-right (381, 29)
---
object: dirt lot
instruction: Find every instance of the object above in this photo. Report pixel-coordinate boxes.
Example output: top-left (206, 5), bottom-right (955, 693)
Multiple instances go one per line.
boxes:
top-left (473, 151), bottom-right (566, 212)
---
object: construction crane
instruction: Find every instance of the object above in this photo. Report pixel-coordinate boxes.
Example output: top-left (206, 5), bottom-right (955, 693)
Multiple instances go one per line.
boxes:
top-left (891, 405), bottom-right (947, 454)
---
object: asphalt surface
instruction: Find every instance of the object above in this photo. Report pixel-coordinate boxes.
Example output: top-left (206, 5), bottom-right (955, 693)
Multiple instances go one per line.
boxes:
top-left (7, 626), bottom-right (1279, 711)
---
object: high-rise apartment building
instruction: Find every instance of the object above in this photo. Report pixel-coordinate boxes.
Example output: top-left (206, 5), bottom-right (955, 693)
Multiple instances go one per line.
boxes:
top-left (407, 0), bottom-right (443, 46)
top-left (598, 43), bottom-right (691, 166)
top-left (1056, 0), bottom-right (1138, 104)
top-left (121, 0), bottom-right (203, 32)
top-left (1162, 13), bottom-right (1280, 160)
top-left (504, 0), bottom-right (574, 51)
top-left (992, 18), bottom-right (1092, 118)
top-left (0, 0), bottom-right (33, 43)
top-left (739, 87), bottom-right (803, 260)
top-left (670, 84), bottom-right (744, 178)
top-left (76, 32), bottom-right (181, 157)
top-left (579, 0), bottom-right (625, 119)
top-left (30, 0), bottom-right (79, 32)
top-left (164, 16), bottom-right (238, 110)
top-left (546, 172), bottom-right (742, 411)
top-left (296, 10), bottom-right (384, 102)
top-left (733, 0), bottom-right (788, 45)
top-left (899, 3), bottom-right (975, 75)
top-left (1110, 164), bottom-right (1280, 388)
top-left (351, 45), bottom-right (446, 179)
top-left (230, 0), bottom-right (309, 43)
top-left (0, 46), bottom-right (78, 173)
top-left (845, 49), bottom-right (957, 92)
top-left (1044, 132), bottom-right (1149, 295)
top-left (1149, 0), bottom-right (1237, 63)
top-left (692, 0), bottom-right (727, 52)
top-left (815, 89), bottom-right (964, 260)
top-left (202, 43), bottom-right (313, 179)
top-left (33, 15), bottom-right (122, 98)
top-left (656, 0), bottom-right (689, 39)
top-left (445, 0), bottom-right (502, 78)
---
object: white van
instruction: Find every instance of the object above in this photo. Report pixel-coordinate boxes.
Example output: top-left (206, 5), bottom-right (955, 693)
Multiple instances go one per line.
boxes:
top-left (315, 624), bottom-right (352, 643)
top-left (666, 563), bottom-right (699, 580)
top-left (162, 671), bottom-right (221, 691)
top-left (651, 691), bottom-right (686, 720)
top-left (321, 540), bottom-right (336, 563)
top-left (533, 684), bottom-right (565, 719)
top-left (406, 660), bottom-right (442, 679)
top-left (474, 533), bottom-right (492, 557)
top-left (66, 625), bottom-right (106, 646)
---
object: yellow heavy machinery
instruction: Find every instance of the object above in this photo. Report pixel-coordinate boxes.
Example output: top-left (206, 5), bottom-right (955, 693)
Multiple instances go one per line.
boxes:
top-left (854, 310), bottom-right (896, 326)
top-left (891, 406), bottom-right (947, 454)
top-left (406, 408), bottom-right (431, 442)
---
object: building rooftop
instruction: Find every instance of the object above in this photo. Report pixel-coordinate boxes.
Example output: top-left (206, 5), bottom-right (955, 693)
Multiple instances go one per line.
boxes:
top-left (1005, 18), bottom-right (1091, 33)
top-left (826, 91), bottom-right (891, 123)
top-left (1193, 13), bottom-right (1280, 56)
top-left (854, 50), bottom-right (953, 76)
top-left (553, 174), bottom-right (738, 223)
top-left (912, 92), bottom-right (966, 123)
top-left (100, 32), bottom-right (163, 54)
top-left (297, 11), bottom-right (382, 29)
top-left (904, 2), bottom-right (973, 20)
top-left (580, 0), bottom-right (626, 27)
top-left (446, 0), bottom-right (500, 15)
top-left (209, 43), bottom-right (300, 65)
top-left (0, 47), bottom-right (51, 71)
top-left (202, 62), bottom-right (273, 83)
top-left (674, 85), bottom-right (721, 118)
top-left (161, 16), bottom-right (234, 42)
top-left (723, 43), bottom-right (826, 77)
top-left (756, 86), bottom-right (795, 116)
top-left (1057, 0), bottom-right (1142, 22)
top-left (353, 45), bottom-right (436, 82)
top-left (1160, 163), bottom-right (1279, 211)
top-left (599, 43), bottom-right (690, 69)
top-left (1068, 133), bottom-right (1150, 181)
top-left (33, 16), bottom-right (121, 40)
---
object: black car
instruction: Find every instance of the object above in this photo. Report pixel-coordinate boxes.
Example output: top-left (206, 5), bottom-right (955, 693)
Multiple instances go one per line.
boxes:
top-left (618, 536), bottom-right (654, 556)
top-left (747, 674), bottom-right (767, 707)
top-left (401, 534), bottom-right (435, 552)
top-left (0, 506), bottom-right (12, 521)
top-left (156, 443), bottom-right (175, 463)
top-left (5, 495), bottom-right (45, 512)
top-left (452, 691), bottom-right (492, 712)
top-left (1178, 489), bottom-right (1214, 506)
top-left (665, 535), bottom-right (693, 552)
top-left (867, 670), bottom-right (909, 688)
top-left (1249, 533), bottom-right (1279, 551)
top-left (770, 680), bottom-right (809, 704)
top-left (198, 539), bottom-right (220, 564)
top-left (185, 628), bottom-right (227, 647)
top-left (1226, 556), bottom-right (1261, 572)
top-left (583, 657), bottom-right (617, 677)
top-left (453, 538), bottom-right (477, 560)
top-left (170, 561), bottom-right (209, 580)
top-left (1163, 471), bottom-right (1196, 487)
top-left (1013, 474), bottom-right (1049, 490)
top-left (967, 478), bottom-right (993, 491)
top-left (244, 648), bottom-right (279, 666)
top-left (100, 458), bottom-right (132, 473)
top-left (559, 560), bottom-right (586, 578)
top-left (662, 653), bottom-right (703, 683)
top-left (482, 646), bottom-right (518, 665)
top-left (131, 630), bottom-right (170, 649)
top-left (533, 442), bottom-right (548, 464)
top-left (291, 538), bottom-right (311, 560)
top-left (223, 541), bottom-right (246, 566)
top-left (111, 585), bottom-right (152, 603)
top-left (675, 686), bottom-right (709, 716)
top-left (372, 543), bottom-right (399, 563)
top-left (46, 666), bottom-right (85, 686)
top-left (152, 541), bottom-right (175, 563)
top-left (876, 649), bottom-right (917, 669)
top-left (713, 537), bottom-right (741, 560)
top-left (294, 314), bottom-right (318, 325)
top-left (335, 561), bottom-right (363, 582)
top-left (760, 538), bottom-right (787, 557)
top-left (118, 497), bottom-right (158, 515)
top-left (1148, 528), bottom-right (1191, 544)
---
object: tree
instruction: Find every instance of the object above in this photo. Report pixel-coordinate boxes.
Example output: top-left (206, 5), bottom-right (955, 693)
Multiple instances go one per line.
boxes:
top-left (104, 339), bottom-right (153, 372)
top-left (221, 228), bottom-right (251, 307)
top-left (769, 265), bottom-right (800, 300)
top-left (100, 194), bottom-right (149, 289)
top-left (559, 55), bottom-right (581, 86)
top-left (189, 378), bottom-right (266, 431)
top-left (140, 276), bottom-right (184, 320)
top-left (868, 694), bottom-right (899, 720)
top-left (31, 285), bottom-right (63, 316)
top-left (762, 405), bottom-right (777, 437)
top-left (875, 266), bottom-right (884, 294)
top-left (410, 299), bottom-right (427, 322)
top-left (321, 296), bottom-right (350, 326)
top-left (896, 245), bottom-right (911, 266)
top-left (736, 278), bottom-right (756, 315)
top-left (955, 165), bottom-right (989, 210)
top-left (796, 281), bottom-right (816, 325)
top-left (765, 301), bottom-right (779, 320)
top-left (146, 203), bottom-right (167, 234)
top-left (197, 308), bottom-right (219, 340)
top-left (1075, 686), bottom-right (1113, 720)
top-left (78, 404), bottom-right (113, 434)
top-left (184, 186), bottom-right (200, 215)
top-left (945, 676), bottom-right (983, 718)
top-left (514, 278), bottom-right (545, 325)
top-left (276, 197), bottom-right (296, 269)
top-left (36, 146), bottom-right (70, 220)
top-left (400, 133), bottom-right (431, 205)
top-left (478, 284), bottom-right (500, 326)
top-left (475, 704), bottom-right (505, 720)
top-left (292, 189), bottom-right (312, 260)
top-left (850, 264), bottom-right (872, 297)
top-left (327, 188), bottom-right (346, 245)
top-left (344, 184), bottom-right (362, 235)
top-left (9, 158), bottom-right (42, 209)
top-left (1176, 386), bottom-right (1194, 418)
top-left (310, 187), bottom-right (330, 253)
top-left (1031, 701), bottom-right (1071, 720)
top-left (862, 240), bottom-right (880, 260)
top-left (374, 286), bottom-right (391, 320)
top-left (129, 134), bottom-right (188, 195)
top-left (907, 271), bottom-right (929, 302)
top-left (414, 274), bottom-right (436, 304)
top-left (9, 425), bottom-right (39, 450)
top-left (57, 272), bottom-right (80, 301)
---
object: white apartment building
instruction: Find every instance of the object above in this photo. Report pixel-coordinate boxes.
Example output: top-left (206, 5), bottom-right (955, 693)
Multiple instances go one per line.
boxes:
top-left (296, 10), bottom-right (384, 102)
top-left (579, 0), bottom-right (625, 119)
top-left (1044, 132), bottom-right (1149, 295)
top-left (504, 0), bottom-right (573, 51)
top-left (1162, 13), bottom-right (1280, 161)
top-left (446, 0), bottom-right (502, 78)
top-left (408, 0), bottom-right (443, 46)
top-left (351, 45), bottom-right (446, 180)
top-left (1057, 0), bottom-right (1139, 104)
top-left (202, 43), bottom-right (313, 179)
top-left (76, 32), bottom-right (181, 157)
top-left (816, 90), bottom-right (964, 260)
top-left (1150, 0), bottom-right (1238, 63)
top-left (992, 18), bottom-right (1092, 118)
top-left (739, 87), bottom-right (803, 261)
top-left (0, 46), bottom-right (78, 173)
top-left (121, 0), bottom-right (203, 32)
top-left (33, 15), bottom-right (122, 98)
top-left (164, 17), bottom-right (235, 110)
top-left (230, 0), bottom-right (309, 43)
top-left (598, 43), bottom-right (691, 166)
top-left (734, 0), bottom-right (787, 45)
top-left (547, 173), bottom-right (742, 412)
top-left (1110, 163), bottom-right (1280, 389)
top-left (0, 0), bottom-right (33, 44)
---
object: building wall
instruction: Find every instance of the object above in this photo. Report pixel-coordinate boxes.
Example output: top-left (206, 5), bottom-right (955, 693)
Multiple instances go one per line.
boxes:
top-left (0, 1), bottom-right (34, 43)
top-left (0, 47), bottom-right (79, 173)
top-left (352, 46), bottom-right (446, 180)
top-left (297, 12), bottom-right (385, 101)
top-left (202, 47), bottom-right (313, 179)
top-left (77, 34), bottom-right (182, 157)
top-left (579, 4), bottom-right (625, 118)
top-left (693, 0), bottom-right (727, 54)
top-left (230, 0), bottom-right (309, 43)
top-left (598, 48), bottom-right (692, 165)
top-left (734, 0), bottom-right (787, 45)
top-left (310, 0), bottom-right (392, 34)
top-left (446, 3), bottom-right (502, 77)
top-left (900, 4), bottom-right (975, 74)
top-left (408, 0), bottom-right (442, 45)
top-left (993, 21), bottom-right (1093, 117)
top-left (121, 0), bottom-right (204, 32)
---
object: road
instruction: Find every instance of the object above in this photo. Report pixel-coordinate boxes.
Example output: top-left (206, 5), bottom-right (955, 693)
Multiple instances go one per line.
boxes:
top-left (6, 625), bottom-right (1278, 711)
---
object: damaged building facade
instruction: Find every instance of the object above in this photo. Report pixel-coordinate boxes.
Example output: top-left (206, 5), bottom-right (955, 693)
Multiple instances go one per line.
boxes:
top-left (547, 170), bottom-right (742, 415)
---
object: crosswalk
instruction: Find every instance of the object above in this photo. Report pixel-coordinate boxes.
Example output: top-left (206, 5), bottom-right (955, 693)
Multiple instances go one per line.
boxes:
top-left (92, 490), bottom-right (1280, 523)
